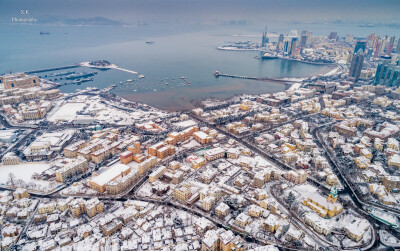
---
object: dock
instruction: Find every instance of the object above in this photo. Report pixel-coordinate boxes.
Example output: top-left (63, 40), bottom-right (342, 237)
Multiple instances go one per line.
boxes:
top-left (213, 71), bottom-right (298, 84)
top-left (25, 64), bottom-right (80, 74)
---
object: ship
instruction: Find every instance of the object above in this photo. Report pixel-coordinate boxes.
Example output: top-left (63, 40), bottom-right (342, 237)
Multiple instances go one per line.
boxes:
top-left (138, 75), bottom-right (145, 79)
top-left (261, 52), bottom-right (278, 59)
top-left (66, 72), bottom-right (95, 80)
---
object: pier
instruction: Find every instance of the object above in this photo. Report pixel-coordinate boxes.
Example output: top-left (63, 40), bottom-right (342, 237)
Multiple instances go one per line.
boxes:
top-left (213, 71), bottom-right (298, 84)
top-left (25, 64), bottom-right (80, 74)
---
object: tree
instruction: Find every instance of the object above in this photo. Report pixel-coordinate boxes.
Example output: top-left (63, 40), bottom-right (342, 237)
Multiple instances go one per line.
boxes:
top-left (8, 173), bottom-right (16, 187)
top-left (287, 192), bottom-right (296, 209)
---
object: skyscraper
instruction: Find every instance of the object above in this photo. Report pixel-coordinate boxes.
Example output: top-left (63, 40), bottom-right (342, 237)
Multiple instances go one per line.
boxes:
top-left (300, 31), bottom-right (309, 49)
top-left (276, 34), bottom-right (284, 51)
top-left (375, 56), bottom-right (400, 87)
top-left (290, 37), bottom-right (298, 57)
top-left (349, 49), bottom-right (365, 81)
top-left (328, 32), bottom-right (338, 40)
top-left (261, 26), bottom-right (268, 47)
top-left (387, 36), bottom-right (396, 56)
top-left (354, 41), bottom-right (366, 54)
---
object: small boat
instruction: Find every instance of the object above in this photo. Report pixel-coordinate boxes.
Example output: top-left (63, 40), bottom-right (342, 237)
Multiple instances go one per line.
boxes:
top-left (133, 90), bottom-right (138, 92)
top-left (40, 31), bottom-right (50, 35)
top-left (180, 76), bottom-right (187, 79)
top-left (165, 83), bottom-right (168, 85)
top-left (138, 75), bottom-right (145, 79)
top-left (153, 89), bottom-right (157, 91)
top-left (146, 41), bottom-right (155, 44)
top-left (127, 79), bottom-right (133, 82)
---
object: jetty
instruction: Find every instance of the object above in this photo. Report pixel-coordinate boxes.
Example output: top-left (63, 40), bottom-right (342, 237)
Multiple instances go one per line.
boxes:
top-left (25, 64), bottom-right (80, 74)
top-left (213, 71), bottom-right (298, 84)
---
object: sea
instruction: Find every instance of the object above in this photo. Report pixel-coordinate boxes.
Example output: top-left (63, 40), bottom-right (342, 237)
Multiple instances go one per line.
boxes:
top-left (0, 22), bottom-right (398, 111)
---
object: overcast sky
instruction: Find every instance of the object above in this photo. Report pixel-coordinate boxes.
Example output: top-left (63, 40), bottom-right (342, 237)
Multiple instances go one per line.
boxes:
top-left (1, 0), bottom-right (400, 25)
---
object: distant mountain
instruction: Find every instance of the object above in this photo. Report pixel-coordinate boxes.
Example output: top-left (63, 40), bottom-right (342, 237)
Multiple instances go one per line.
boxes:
top-left (38, 15), bottom-right (122, 26)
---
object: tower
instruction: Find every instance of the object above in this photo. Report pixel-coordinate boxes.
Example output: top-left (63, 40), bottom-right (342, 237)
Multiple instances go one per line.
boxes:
top-left (354, 41), bottom-right (366, 54)
top-left (261, 25), bottom-right (268, 47)
top-left (290, 37), bottom-right (298, 57)
top-left (327, 185), bottom-right (338, 203)
top-left (349, 49), bottom-right (365, 81)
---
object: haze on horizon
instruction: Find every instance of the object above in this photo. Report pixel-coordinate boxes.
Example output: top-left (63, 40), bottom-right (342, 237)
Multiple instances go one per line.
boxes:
top-left (0, 0), bottom-right (400, 27)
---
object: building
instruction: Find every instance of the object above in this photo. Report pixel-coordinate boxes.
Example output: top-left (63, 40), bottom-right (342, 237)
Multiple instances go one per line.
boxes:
top-left (174, 183), bottom-right (192, 204)
top-left (13, 188), bottom-right (29, 200)
top-left (215, 202), bottom-right (229, 218)
top-left (149, 165), bottom-right (167, 183)
top-left (193, 131), bottom-right (212, 144)
top-left (382, 175), bottom-right (400, 192)
top-left (375, 57), bottom-right (400, 87)
top-left (89, 164), bottom-right (132, 193)
top-left (349, 49), bottom-right (365, 81)
top-left (0, 73), bottom-right (39, 89)
top-left (55, 157), bottom-right (88, 183)
top-left (235, 213), bottom-right (251, 228)
top-left (302, 190), bottom-right (343, 218)
top-left (1, 152), bottom-right (20, 165)
top-left (204, 147), bottom-right (225, 161)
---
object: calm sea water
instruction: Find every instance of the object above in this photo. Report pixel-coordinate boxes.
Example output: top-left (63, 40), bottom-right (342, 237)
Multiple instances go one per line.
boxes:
top-left (1, 22), bottom-right (397, 110)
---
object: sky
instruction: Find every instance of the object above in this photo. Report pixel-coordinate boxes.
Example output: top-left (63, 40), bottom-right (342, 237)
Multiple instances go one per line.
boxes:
top-left (0, 0), bottom-right (400, 26)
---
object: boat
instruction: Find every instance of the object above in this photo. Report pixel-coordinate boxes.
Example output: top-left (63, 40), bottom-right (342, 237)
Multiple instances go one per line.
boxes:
top-left (133, 90), bottom-right (138, 92)
top-left (138, 75), bottom-right (145, 79)
top-left (180, 76), bottom-right (187, 79)
top-left (146, 41), bottom-right (155, 44)
top-left (126, 79), bottom-right (134, 82)
top-left (261, 52), bottom-right (278, 59)
top-left (40, 31), bottom-right (50, 35)
top-left (165, 83), bottom-right (168, 85)
top-left (66, 72), bottom-right (95, 80)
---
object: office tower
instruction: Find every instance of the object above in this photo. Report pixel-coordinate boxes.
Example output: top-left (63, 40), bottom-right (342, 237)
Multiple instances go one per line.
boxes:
top-left (328, 32), bottom-right (337, 40)
top-left (374, 41), bottom-right (381, 58)
top-left (397, 38), bottom-right (400, 53)
top-left (276, 34), bottom-right (284, 51)
top-left (354, 41), bottom-right (366, 54)
top-left (290, 37), bottom-right (298, 57)
top-left (387, 36), bottom-right (396, 56)
top-left (283, 40), bottom-right (290, 54)
top-left (349, 49), bottom-right (365, 81)
top-left (375, 56), bottom-right (400, 87)
top-left (379, 35), bottom-right (388, 55)
top-left (261, 26), bottom-right (268, 47)
top-left (300, 30), bottom-right (310, 48)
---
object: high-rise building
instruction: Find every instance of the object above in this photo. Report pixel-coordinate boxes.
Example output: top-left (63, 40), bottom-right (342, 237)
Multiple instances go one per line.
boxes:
top-left (300, 30), bottom-right (307, 48)
top-left (375, 56), bottom-right (400, 87)
top-left (328, 32), bottom-right (338, 40)
top-left (349, 49), bottom-right (365, 81)
top-left (397, 38), bottom-right (400, 53)
top-left (261, 26), bottom-right (268, 47)
top-left (374, 41), bottom-right (381, 58)
top-left (387, 36), bottom-right (396, 56)
top-left (379, 35), bottom-right (388, 55)
top-left (354, 41), bottom-right (366, 54)
top-left (276, 34), bottom-right (284, 51)
top-left (283, 40), bottom-right (290, 54)
top-left (290, 37), bottom-right (298, 57)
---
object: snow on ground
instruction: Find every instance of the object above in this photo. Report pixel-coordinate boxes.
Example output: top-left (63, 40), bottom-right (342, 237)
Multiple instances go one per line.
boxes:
top-left (49, 95), bottom-right (167, 125)
top-left (0, 163), bottom-right (57, 192)
top-left (173, 120), bottom-right (198, 128)
top-left (181, 139), bottom-right (201, 149)
top-left (0, 163), bottom-right (51, 184)
top-left (48, 102), bottom-right (86, 122)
